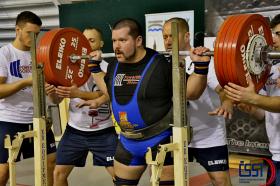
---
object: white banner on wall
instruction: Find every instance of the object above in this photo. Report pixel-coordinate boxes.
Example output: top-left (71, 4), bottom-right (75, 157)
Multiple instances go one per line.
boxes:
top-left (145, 10), bottom-right (194, 51)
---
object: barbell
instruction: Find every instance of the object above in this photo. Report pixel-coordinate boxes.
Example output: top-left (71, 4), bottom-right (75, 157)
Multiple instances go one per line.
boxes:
top-left (36, 14), bottom-right (280, 90)
top-left (68, 51), bottom-right (214, 62)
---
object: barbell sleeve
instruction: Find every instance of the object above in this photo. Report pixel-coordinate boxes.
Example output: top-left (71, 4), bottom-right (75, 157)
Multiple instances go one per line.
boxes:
top-left (267, 51), bottom-right (280, 59)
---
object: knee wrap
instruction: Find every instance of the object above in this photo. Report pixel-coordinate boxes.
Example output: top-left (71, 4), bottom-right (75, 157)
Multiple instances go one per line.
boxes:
top-left (159, 180), bottom-right (174, 185)
top-left (113, 176), bottom-right (140, 186)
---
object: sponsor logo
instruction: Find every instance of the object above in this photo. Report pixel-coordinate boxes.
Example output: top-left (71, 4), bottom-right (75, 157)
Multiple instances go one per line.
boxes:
top-left (10, 60), bottom-right (23, 78)
top-left (78, 47), bottom-right (87, 78)
top-left (10, 60), bottom-right (32, 78)
top-left (106, 156), bottom-right (114, 162)
top-left (239, 158), bottom-right (276, 185)
top-left (56, 37), bottom-right (66, 70)
top-left (114, 74), bottom-right (125, 86)
top-left (208, 159), bottom-right (227, 166)
top-left (50, 143), bottom-right (56, 148)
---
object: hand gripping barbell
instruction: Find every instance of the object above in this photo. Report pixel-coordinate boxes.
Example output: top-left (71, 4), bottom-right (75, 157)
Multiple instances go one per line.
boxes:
top-left (36, 14), bottom-right (280, 90)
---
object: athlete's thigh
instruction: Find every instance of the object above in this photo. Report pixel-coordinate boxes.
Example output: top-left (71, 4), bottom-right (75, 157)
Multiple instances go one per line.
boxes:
top-left (208, 170), bottom-right (231, 184)
top-left (114, 159), bottom-right (146, 180)
top-left (54, 164), bottom-right (75, 178)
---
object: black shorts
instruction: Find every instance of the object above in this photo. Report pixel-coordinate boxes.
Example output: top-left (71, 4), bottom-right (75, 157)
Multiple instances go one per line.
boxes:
top-left (0, 120), bottom-right (56, 163)
top-left (189, 145), bottom-right (229, 172)
top-left (56, 125), bottom-right (118, 167)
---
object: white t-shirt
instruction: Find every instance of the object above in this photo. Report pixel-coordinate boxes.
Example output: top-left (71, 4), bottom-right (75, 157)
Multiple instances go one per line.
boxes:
top-left (264, 63), bottom-right (280, 161)
top-left (68, 60), bottom-right (113, 131)
top-left (186, 56), bottom-right (227, 148)
top-left (0, 44), bottom-right (33, 123)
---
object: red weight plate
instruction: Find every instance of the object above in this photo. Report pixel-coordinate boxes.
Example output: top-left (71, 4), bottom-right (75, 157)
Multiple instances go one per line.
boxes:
top-left (214, 18), bottom-right (230, 87)
top-left (221, 15), bottom-right (243, 86)
top-left (218, 16), bottom-right (234, 87)
top-left (230, 14), bottom-right (272, 91)
top-left (228, 14), bottom-right (252, 87)
top-left (214, 16), bottom-right (233, 87)
top-left (37, 32), bottom-right (58, 85)
top-left (224, 15), bottom-right (250, 85)
top-left (37, 28), bottom-right (91, 87)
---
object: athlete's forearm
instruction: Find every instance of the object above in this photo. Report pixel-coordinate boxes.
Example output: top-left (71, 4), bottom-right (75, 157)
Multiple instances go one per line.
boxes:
top-left (250, 94), bottom-right (280, 113)
top-left (93, 94), bottom-right (110, 107)
top-left (0, 78), bottom-right (31, 99)
top-left (91, 72), bottom-right (108, 95)
top-left (74, 90), bottom-right (103, 100)
top-left (186, 73), bottom-right (207, 100)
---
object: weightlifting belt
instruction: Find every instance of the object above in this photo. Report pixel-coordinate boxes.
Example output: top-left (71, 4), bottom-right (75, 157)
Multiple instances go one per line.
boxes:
top-left (120, 108), bottom-right (172, 140)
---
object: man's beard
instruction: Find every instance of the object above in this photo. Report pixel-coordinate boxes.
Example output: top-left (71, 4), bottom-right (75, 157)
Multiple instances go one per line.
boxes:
top-left (115, 48), bottom-right (136, 62)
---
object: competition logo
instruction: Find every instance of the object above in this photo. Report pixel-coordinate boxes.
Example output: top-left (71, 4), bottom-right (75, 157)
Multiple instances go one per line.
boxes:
top-left (239, 158), bottom-right (276, 185)
top-left (118, 111), bottom-right (134, 130)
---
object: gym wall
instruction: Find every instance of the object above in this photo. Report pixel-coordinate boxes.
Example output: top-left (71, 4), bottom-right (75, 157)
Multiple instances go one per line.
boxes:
top-left (58, 0), bottom-right (204, 53)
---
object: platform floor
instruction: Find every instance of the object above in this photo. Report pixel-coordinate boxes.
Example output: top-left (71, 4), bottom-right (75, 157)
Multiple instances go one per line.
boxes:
top-left (8, 154), bottom-right (267, 186)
